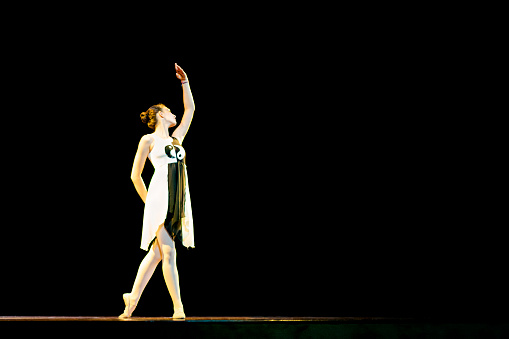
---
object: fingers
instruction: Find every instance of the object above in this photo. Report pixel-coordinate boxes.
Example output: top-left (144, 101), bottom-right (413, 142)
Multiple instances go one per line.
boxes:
top-left (174, 63), bottom-right (186, 80)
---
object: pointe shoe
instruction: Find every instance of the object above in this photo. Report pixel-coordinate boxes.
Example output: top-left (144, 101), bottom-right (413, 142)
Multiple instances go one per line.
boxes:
top-left (172, 307), bottom-right (186, 319)
top-left (118, 293), bottom-right (136, 319)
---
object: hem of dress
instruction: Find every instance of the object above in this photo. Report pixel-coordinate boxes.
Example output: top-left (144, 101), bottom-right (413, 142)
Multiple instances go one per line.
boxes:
top-left (144, 222), bottom-right (192, 251)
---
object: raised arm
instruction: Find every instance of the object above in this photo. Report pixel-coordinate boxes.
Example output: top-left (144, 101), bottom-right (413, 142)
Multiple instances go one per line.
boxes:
top-left (172, 63), bottom-right (195, 142)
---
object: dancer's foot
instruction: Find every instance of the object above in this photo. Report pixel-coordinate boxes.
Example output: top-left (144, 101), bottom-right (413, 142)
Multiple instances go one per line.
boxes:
top-left (172, 307), bottom-right (185, 319)
top-left (119, 293), bottom-right (137, 319)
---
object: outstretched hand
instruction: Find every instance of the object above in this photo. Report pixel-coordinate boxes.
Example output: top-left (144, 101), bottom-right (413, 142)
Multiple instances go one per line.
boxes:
top-left (175, 63), bottom-right (188, 81)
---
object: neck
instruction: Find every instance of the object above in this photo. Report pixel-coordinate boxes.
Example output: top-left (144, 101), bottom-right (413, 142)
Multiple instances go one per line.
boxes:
top-left (154, 123), bottom-right (170, 139)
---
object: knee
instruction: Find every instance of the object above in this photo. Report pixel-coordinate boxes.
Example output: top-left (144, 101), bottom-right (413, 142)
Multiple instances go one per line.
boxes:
top-left (147, 248), bottom-right (162, 263)
top-left (152, 250), bottom-right (162, 262)
top-left (162, 246), bottom-right (176, 263)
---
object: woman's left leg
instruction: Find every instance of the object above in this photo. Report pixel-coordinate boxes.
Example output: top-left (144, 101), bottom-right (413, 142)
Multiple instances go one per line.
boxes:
top-left (156, 225), bottom-right (184, 316)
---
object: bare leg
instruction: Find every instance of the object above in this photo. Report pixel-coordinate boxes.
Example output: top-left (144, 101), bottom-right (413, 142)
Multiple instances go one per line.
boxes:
top-left (156, 225), bottom-right (184, 315)
top-left (120, 237), bottom-right (162, 317)
top-left (129, 239), bottom-right (162, 305)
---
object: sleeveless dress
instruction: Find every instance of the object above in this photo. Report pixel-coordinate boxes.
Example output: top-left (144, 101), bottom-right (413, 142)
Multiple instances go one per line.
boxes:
top-left (140, 133), bottom-right (195, 251)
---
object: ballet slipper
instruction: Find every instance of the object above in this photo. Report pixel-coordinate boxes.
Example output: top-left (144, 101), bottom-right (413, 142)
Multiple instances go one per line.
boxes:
top-left (172, 307), bottom-right (186, 319)
top-left (118, 293), bottom-right (137, 319)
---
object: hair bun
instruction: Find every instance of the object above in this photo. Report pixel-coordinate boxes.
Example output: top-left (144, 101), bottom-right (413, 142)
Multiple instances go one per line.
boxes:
top-left (140, 104), bottom-right (162, 130)
top-left (140, 111), bottom-right (148, 124)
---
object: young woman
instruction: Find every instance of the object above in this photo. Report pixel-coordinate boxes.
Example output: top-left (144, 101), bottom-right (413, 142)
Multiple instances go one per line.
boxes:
top-left (119, 63), bottom-right (195, 319)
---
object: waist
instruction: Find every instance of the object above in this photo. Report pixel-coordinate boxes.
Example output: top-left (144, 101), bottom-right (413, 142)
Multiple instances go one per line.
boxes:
top-left (153, 160), bottom-right (188, 171)
top-left (152, 159), bottom-right (178, 170)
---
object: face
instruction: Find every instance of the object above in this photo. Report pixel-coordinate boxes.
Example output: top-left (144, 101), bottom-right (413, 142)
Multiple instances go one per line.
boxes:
top-left (159, 106), bottom-right (177, 127)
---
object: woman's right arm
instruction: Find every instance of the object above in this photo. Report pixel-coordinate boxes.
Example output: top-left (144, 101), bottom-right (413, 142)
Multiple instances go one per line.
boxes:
top-left (130, 135), bottom-right (153, 203)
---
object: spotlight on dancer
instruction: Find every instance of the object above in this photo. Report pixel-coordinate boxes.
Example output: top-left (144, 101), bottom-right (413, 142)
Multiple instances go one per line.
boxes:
top-left (119, 63), bottom-right (195, 319)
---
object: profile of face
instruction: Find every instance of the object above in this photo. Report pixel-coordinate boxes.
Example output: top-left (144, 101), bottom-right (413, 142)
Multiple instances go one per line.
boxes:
top-left (158, 106), bottom-right (177, 128)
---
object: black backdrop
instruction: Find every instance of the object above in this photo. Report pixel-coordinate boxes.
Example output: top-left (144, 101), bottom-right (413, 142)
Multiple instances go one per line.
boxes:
top-left (1, 7), bottom-right (506, 320)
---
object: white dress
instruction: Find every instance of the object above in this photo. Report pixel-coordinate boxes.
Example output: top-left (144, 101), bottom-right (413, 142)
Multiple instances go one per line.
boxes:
top-left (140, 133), bottom-right (194, 251)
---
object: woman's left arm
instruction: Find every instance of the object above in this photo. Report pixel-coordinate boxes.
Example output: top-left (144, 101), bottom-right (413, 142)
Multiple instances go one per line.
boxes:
top-left (172, 63), bottom-right (195, 142)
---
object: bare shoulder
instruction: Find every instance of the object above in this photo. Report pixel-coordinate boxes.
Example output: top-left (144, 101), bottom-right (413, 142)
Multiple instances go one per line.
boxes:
top-left (140, 134), bottom-right (154, 143)
top-left (139, 134), bottom-right (154, 151)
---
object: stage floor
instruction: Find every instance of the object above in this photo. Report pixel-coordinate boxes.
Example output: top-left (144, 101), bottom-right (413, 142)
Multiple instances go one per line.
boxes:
top-left (0, 316), bottom-right (392, 322)
top-left (1, 316), bottom-right (508, 338)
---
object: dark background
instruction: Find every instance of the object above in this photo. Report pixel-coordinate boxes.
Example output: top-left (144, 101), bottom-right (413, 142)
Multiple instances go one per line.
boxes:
top-left (1, 5), bottom-right (505, 320)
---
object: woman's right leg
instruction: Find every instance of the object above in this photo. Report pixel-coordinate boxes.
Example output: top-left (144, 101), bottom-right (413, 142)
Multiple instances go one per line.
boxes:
top-left (128, 238), bottom-right (162, 306)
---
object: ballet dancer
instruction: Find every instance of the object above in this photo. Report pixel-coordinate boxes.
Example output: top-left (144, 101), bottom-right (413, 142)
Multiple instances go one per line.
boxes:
top-left (119, 63), bottom-right (195, 319)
